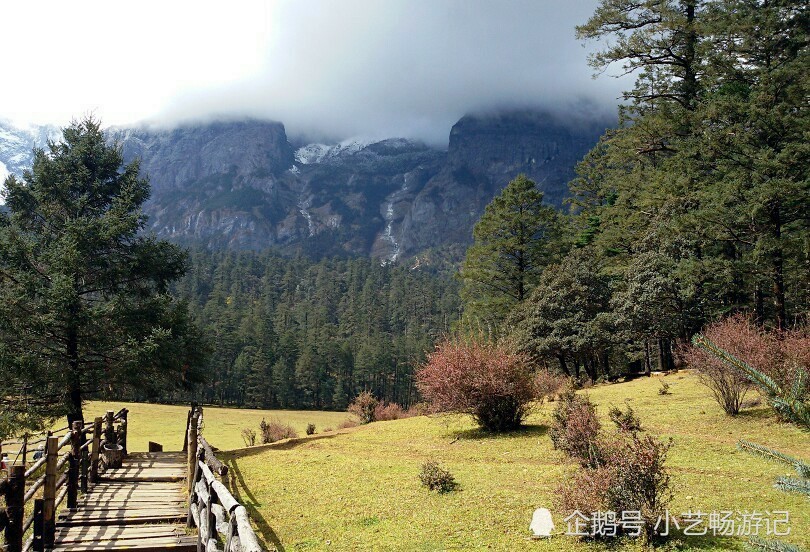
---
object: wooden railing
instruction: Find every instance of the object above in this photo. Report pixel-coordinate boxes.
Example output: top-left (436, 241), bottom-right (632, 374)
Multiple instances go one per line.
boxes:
top-left (0, 408), bottom-right (128, 552)
top-left (186, 406), bottom-right (262, 552)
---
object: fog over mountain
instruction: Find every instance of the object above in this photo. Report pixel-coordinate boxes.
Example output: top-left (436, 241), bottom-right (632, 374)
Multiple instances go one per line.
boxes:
top-left (0, 1), bottom-right (628, 144)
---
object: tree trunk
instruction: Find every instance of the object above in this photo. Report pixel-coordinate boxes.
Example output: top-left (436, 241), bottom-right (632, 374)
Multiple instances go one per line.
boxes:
top-left (657, 338), bottom-right (666, 372)
top-left (754, 281), bottom-right (765, 326)
top-left (557, 354), bottom-right (570, 376)
top-left (644, 340), bottom-right (652, 376)
top-left (601, 351), bottom-right (610, 379)
top-left (770, 201), bottom-right (786, 330)
top-left (66, 322), bottom-right (84, 426)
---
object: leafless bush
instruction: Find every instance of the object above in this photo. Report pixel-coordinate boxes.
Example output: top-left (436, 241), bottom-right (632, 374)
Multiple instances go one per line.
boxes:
top-left (241, 428), bottom-right (256, 447)
top-left (374, 402), bottom-right (411, 421)
top-left (348, 391), bottom-right (379, 424)
top-left (259, 418), bottom-right (298, 444)
top-left (550, 390), bottom-right (602, 467)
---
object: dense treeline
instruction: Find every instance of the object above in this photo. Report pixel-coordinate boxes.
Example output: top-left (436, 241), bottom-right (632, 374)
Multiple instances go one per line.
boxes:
top-left (462, 0), bottom-right (808, 381)
top-left (153, 250), bottom-right (460, 409)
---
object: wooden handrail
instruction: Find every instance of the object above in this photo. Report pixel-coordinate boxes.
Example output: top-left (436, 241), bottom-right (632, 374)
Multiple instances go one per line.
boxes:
top-left (186, 406), bottom-right (263, 551)
top-left (199, 436), bottom-right (228, 477)
top-left (1, 409), bottom-right (127, 551)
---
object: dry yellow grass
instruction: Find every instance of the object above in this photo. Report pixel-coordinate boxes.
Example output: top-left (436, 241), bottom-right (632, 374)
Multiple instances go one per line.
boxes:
top-left (219, 372), bottom-right (809, 551)
top-left (80, 401), bottom-right (351, 452)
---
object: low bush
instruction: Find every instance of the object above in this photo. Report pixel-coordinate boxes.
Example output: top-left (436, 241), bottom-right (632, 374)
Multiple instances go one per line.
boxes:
top-left (259, 418), bottom-right (298, 444)
top-left (306, 423), bottom-right (316, 435)
top-left (241, 428), bottom-right (257, 447)
top-left (658, 381), bottom-right (671, 395)
top-left (608, 403), bottom-right (642, 433)
top-left (348, 391), bottom-right (379, 424)
top-left (688, 314), bottom-right (810, 421)
top-left (419, 461), bottom-right (457, 493)
top-left (406, 402), bottom-right (430, 416)
top-left (374, 402), bottom-right (410, 421)
top-left (535, 369), bottom-right (568, 401)
top-left (337, 419), bottom-right (359, 430)
top-left (556, 429), bottom-right (673, 539)
top-left (416, 339), bottom-right (539, 432)
top-left (550, 390), bottom-right (601, 467)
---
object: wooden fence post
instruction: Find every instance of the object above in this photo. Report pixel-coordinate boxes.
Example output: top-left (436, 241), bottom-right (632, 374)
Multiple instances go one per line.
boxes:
top-left (186, 452), bottom-right (201, 529)
top-left (5, 465), bottom-right (25, 552)
top-left (68, 421), bottom-right (82, 509)
top-left (105, 410), bottom-right (116, 447)
top-left (182, 408), bottom-right (192, 452)
top-left (20, 434), bottom-right (28, 467)
top-left (120, 409), bottom-right (128, 455)
top-left (90, 417), bottom-right (102, 483)
top-left (32, 498), bottom-right (44, 552)
top-left (187, 409), bottom-right (200, 495)
top-left (42, 435), bottom-right (59, 549)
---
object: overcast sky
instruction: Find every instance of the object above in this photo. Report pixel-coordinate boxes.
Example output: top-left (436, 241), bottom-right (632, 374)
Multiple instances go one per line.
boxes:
top-left (0, 0), bottom-right (628, 144)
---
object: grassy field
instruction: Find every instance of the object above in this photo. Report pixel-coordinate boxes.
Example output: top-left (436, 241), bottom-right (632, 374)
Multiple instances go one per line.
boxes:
top-left (80, 401), bottom-right (352, 452)
top-left (215, 372), bottom-right (809, 552)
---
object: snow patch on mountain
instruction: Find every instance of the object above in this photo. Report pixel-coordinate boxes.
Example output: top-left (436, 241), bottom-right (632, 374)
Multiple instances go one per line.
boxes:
top-left (294, 137), bottom-right (375, 165)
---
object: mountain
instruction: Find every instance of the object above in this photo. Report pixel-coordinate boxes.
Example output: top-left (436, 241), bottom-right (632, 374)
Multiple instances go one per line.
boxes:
top-left (0, 111), bottom-right (608, 260)
top-left (0, 121), bottom-right (60, 190)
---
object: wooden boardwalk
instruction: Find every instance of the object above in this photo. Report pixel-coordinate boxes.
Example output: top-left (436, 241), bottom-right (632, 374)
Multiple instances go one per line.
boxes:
top-left (53, 452), bottom-right (197, 551)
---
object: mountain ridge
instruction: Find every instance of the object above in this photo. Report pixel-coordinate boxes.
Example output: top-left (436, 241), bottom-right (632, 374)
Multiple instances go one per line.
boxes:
top-left (0, 111), bottom-right (609, 260)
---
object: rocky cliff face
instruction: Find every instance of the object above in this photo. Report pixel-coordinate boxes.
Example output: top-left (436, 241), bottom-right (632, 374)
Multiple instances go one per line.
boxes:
top-left (394, 111), bottom-right (605, 256)
top-left (0, 111), bottom-right (608, 260)
top-left (0, 121), bottom-right (60, 192)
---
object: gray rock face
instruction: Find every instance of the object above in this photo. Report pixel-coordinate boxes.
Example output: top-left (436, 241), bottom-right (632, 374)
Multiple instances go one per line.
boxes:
top-left (0, 111), bottom-right (608, 259)
top-left (0, 121), bottom-right (61, 187)
top-left (396, 111), bottom-right (606, 256)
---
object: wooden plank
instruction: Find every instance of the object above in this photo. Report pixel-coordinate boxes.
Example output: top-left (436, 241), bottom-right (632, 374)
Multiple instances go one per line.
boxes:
top-left (79, 498), bottom-right (187, 506)
top-left (52, 449), bottom-right (202, 551)
top-left (61, 508), bottom-right (189, 520)
top-left (55, 524), bottom-right (187, 543)
top-left (51, 535), bottom-right (197, 551)
top-left (99, 474), bottom-right (185, 483)
top-left (56, 514), bottom-right (187, 526)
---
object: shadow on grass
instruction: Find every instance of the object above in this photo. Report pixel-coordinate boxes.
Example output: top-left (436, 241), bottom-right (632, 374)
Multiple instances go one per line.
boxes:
top-left (448, 423), bottom-right (548, 441)
top-left (224, 456), bottom-right (286, 552)
top-left (586, 534), bottom-right (742, 550)
top-left (736, 407), bottom-right (774, 421)
top-left (672, 534), bottom-right (748, 550)
top-left (225, 432), bottom-right (346, 459)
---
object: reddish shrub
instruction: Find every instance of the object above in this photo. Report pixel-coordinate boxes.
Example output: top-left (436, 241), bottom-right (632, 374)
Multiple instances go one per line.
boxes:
top-left (550, 389), bottom-right (602, 467)
top-left (535, 370), bottom-right (568, 401)
top-left (406, 402), bottom-right (430, 417)
top-left (416, 339), bottom-right (539, 432)
top-left (348, 391), bottom-right (379, 424)
top-left (555, 432), bottom-right (673, 539)
top-left (684, 314), bottom-right (810, 415)
top-left (259, 418), bottom-right (298, 444)
top-left (337, 419), bottom-right (359, 429)
top-left (555, 465), bottom-right (612, 514)
top-left (374, 402), bottom-right (411, 421)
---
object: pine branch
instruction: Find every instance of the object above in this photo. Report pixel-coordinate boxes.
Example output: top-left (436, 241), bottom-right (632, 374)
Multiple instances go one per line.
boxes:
top-left (738, 440), bottom-right (810, 478)
top-left (774, 476), bottom-right (810, 496)
top-left (693, 334), bottom-right (809, 429)
top-left (747, 536), bottom-right (802, 552)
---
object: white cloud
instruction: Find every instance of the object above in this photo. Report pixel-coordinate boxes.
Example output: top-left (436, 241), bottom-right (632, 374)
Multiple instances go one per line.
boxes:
top-left (0, 0), bottom-right (628, 143)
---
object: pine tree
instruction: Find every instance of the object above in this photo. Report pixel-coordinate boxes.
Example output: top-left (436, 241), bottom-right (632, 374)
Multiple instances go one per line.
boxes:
top-left (0, 118), bottom-right (206, 424)
top-left (460, 174), bottom-right (563, 331)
